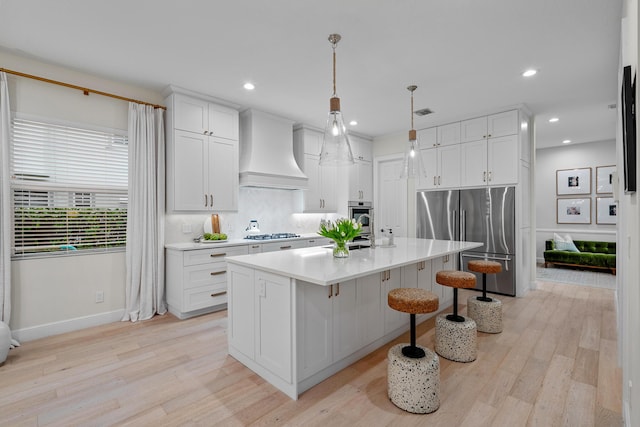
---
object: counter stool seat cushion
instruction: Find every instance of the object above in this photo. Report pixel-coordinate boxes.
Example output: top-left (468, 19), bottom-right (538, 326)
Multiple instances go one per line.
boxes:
top-left (435, 270), bottom-right (476, 289)
top-left (388, 288), bottom-right (439, 314)
top-left (467, 260), bottom-right (502, 274)
top-left (388, 343), bottom-right (440, 414)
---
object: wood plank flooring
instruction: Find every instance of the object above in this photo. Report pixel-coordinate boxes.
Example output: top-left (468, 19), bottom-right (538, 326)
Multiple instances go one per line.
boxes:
top-left (0, 280), bottom-right (623, 426)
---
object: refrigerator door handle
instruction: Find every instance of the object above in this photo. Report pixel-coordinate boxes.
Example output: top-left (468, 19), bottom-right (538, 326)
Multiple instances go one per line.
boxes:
top-left (462, 253), bottom-right (512, 262)
top-left (461, 210), bottom-right (466, 241)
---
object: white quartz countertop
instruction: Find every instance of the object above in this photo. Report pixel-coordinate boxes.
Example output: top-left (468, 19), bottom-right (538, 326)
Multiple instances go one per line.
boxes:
top-left (225, 237), bottom-right (482, 286)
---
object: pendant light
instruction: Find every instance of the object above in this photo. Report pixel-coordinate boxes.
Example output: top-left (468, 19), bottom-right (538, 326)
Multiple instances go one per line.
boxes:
top-left (400, 85), bottom-right (426, 179)
top-left (319, 34), bottom-right (355, 166)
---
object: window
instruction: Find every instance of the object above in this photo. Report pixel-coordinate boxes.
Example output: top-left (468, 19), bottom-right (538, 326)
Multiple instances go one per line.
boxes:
top-left (11, 116), bottom-right (128, 257)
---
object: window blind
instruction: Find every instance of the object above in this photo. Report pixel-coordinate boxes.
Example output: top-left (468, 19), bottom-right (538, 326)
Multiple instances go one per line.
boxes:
top-left (11, 116), bottom-right (128, 257)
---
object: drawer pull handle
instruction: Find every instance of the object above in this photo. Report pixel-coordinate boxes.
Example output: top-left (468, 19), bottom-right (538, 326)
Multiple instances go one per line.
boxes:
top-left (210, 253), bottom-right (226, 257)
top-left (251, 245), bottom-right (260, 249)
top-left (210, 291), bottom-right (227, 298)
top-left (210, 271), bottom-right (226, 276)
top-left (280, 245), bottom-right (292, 250)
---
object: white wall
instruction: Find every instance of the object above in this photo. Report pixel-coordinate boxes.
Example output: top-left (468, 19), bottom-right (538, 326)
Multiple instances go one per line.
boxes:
top-left (535, 140), bottom-right (617, 260)
top-left (619, 0), bottom-right (640, 424)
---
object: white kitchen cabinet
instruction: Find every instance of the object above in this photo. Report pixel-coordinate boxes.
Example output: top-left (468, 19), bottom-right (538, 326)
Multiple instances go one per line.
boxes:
top-left (431, 254), bottom-right (457, 305)
top-left (261, 239), bottom-right (307, 252)
top-left (172, 130), bottom-right (238, 211)
top-left (293, 127), bottom-right (338, 212)
top-left (348, 135), bottom-right (373, 202)
top-left (403, 260), bottom-right (433, 292)
top-left (437, 122), bottom-right (461, 146)
top-left (348, 160), bottom-right (373, 201)
top-left (460, 110), bottom-right (518, 143)
top-left (382, 268), bottom-right (405, 334)
top-left (166, 91), bottom-right (239, 212)
top-left (173, 93), bottom-right (239, 140)
top-left (298, 279), bottom-right (363, 379)
top-left (417, 144), bottom-right (461, 190)
top-left (460, 134), bottom-right (518, 187)
top-left (306, 238), bottom-right (332, 247)
top-left (166, 244), bottom-right (248, 319)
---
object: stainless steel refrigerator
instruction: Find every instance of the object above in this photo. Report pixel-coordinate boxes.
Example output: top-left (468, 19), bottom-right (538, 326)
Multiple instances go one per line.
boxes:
top-left (417, 187), bottom-right (516, 296)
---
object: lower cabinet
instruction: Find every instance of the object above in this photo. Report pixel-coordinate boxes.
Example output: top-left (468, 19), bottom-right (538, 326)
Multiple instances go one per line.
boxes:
top-left (381, 268), bottom-right (405, 334)
top-left (166, 245), bottom-right (248, 319)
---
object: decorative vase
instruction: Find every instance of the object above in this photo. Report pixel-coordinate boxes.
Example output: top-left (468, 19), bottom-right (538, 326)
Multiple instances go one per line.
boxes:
top-left (0, 321), bottom-right (10, 365)
top-left (333, 241), bottom-right (350, 258)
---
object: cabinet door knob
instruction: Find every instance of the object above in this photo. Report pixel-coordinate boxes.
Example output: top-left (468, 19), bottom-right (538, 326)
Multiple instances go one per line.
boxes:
top-left (488, 171), bottom-right (492, 181)
top-left (210, 253), bottom-right (226, 257)
top-left (328, 285), bottom-right (333, 298)
top-left (438, 176), bottom-right (441, 185)
top-left (335, 283), bottom-right (340, 296)
top-left (280, 245), bottom-right (292, 250)
top-left (483, 171), bottom-right (486, 182)
top-left (203, 130), bottom-right (208, 135)
top-left (433, 176), bottom-right (437, 186)
top-left (210, 271), bottom-right (226, 276)
top-left (204, 194), bottom-right (208, 207)
top-left (210, 194), bottom-right (213, 207)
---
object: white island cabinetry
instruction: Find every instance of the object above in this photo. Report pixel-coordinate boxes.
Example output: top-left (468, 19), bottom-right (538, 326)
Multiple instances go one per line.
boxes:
top-left (226, 237), bottom-right (481, 399)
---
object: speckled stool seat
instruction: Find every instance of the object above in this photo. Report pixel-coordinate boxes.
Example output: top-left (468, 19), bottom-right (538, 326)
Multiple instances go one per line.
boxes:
top-left (467, 260), bottom-right (503, 334)
top-left (434, 270), bottom-right (478, 363)
top-left (387, 288), bottom-right (440, 414)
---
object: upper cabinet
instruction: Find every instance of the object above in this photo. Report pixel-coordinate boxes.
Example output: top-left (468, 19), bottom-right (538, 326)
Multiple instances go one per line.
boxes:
top-left (460, 110), bottom-right (520, 187)
top-left (293, 126), bottom-right (338, 212)
top-left (460, 110), bottom-right (518, 143)
top-left (166, 91), bottom-right (239, 212)
top-left (173, 94), bottom-right (239, 140)
top-left (437, 122), bottom-right (461, 146)
top-left (348, 135), bottom-right (373, 202)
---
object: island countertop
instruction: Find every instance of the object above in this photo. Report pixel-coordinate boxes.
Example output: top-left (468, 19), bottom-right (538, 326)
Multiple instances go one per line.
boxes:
top-left (225, 237), bottom-right (482, 286)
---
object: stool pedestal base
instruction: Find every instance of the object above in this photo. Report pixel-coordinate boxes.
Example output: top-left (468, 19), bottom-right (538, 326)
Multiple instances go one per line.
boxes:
top-left (467, 296), bottom-right (503, 334)
top-left (387, 344), bottom-right (440, 414)
top-left (435, 314), bottom-right (477, 362)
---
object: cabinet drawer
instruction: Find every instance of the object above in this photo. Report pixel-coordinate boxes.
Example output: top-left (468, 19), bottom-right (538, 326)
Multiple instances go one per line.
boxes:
top-left (261, 240), bottom-right (307, 252)
top-left (184, 283), bottom-right (227, 312)
top-left (183, 264), bottom-right (228, 290)
top-left (184, 245), bottom-right (248, 266)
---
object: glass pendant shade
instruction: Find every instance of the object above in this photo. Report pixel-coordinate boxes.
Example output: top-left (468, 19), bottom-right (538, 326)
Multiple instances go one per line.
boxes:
top-left (400, 85), bottom-right (426, 178)
top-left (319, 34), bottom-right (355, 166)
top-left (400, 135), bottom-right (425, 179)
top-left (320, 100), bottom-right (354, 166)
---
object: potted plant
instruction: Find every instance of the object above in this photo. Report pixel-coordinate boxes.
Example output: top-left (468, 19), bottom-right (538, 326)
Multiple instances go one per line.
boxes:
top-left (318, 218), bottom-right (362, 258)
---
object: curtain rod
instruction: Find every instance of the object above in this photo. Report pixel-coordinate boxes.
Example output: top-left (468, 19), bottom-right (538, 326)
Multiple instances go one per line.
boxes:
top-left (0, 67), bottom-right (166, 110)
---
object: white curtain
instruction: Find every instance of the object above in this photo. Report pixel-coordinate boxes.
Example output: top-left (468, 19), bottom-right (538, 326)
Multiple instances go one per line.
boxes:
top-left (123, 103), bottom-right (167, 322)
top-left (0, 72), bottom-right (12, 325)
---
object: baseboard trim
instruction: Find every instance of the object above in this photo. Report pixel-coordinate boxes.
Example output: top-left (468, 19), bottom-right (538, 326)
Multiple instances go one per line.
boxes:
top-left (12, 309), bottom-right (125, 343)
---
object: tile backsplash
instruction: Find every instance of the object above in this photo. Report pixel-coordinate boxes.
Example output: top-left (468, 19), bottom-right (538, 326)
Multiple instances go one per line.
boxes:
top-left (165, 187), bottom-right (342, 243)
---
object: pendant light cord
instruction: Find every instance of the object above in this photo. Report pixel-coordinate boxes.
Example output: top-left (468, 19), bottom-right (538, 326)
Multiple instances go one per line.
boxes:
top-left (332, 42), bottom-right (337, 97)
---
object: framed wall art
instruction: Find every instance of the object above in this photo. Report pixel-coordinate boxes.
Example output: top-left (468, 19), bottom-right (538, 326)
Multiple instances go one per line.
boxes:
top-left (556, 168), bottom-right (592, 195)
top-left (596, 197), bottom-right (617, 224)
top-left (596, 165), bottom-right (616, 194)
top-left (557, 198), bottom-right (591, 224)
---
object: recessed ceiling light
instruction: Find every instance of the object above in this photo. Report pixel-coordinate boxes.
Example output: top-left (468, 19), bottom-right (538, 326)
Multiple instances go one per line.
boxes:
top-left (549, 117), bottom-right (559, 123)
top-left (522, 69), bottom-right (537, 77)
top-left (562, 139), bottom-right (571, 144)
top-left (243, 82), bottom-right (255, 90)
top-left (349, 120), bottom-right (358, 126)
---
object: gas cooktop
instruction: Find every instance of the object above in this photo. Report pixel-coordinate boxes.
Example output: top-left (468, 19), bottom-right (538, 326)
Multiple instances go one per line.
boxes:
top-left (244, 233), bottom-right (300, 240)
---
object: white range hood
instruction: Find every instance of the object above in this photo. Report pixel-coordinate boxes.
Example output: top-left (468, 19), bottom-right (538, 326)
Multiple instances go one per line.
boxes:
top-left (239, 109), bottom-right (308, 190)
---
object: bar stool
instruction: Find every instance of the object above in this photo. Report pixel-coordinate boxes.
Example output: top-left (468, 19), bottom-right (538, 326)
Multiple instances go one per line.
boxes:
top-left (387, 288), bottom-right (440, 414)
top-left (434, 270), bottom-right (478, 362)
top-left (467, 260), bottom-right (503, 334)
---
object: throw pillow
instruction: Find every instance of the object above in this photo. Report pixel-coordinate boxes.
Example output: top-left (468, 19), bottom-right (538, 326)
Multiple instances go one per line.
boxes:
top-left (553, 233), bottom-right (580, 252)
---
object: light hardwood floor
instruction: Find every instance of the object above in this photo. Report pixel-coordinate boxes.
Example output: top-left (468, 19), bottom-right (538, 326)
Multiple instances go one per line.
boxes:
top-left (0, 280), bottom-right (623, 426)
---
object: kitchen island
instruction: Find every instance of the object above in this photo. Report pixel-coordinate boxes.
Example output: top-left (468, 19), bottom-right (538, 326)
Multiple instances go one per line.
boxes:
top-left (225, 237), bottom-right (482, 399)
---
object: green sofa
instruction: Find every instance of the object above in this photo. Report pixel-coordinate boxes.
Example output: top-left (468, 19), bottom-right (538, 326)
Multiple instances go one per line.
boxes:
top-left (544, 240), bottom-right (616, 274)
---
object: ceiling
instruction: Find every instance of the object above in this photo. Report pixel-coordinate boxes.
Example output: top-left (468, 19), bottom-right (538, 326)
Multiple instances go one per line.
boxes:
top-left (0, 0), bottom-right (623, 149)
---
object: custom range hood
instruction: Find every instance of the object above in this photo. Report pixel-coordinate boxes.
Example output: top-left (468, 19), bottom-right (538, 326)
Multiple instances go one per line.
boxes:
top-left (239, 109), bottom-right (308, 189)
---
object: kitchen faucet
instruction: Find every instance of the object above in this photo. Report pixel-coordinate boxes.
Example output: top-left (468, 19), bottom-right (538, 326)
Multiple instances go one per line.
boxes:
top-left (357, 213), bottom-right (375, 248)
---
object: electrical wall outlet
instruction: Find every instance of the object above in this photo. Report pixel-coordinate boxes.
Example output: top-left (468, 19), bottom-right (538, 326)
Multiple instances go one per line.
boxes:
top-left (95, 290), bottom-right (104, 303)
top-left (182, 223), bottom-right (192, 234)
